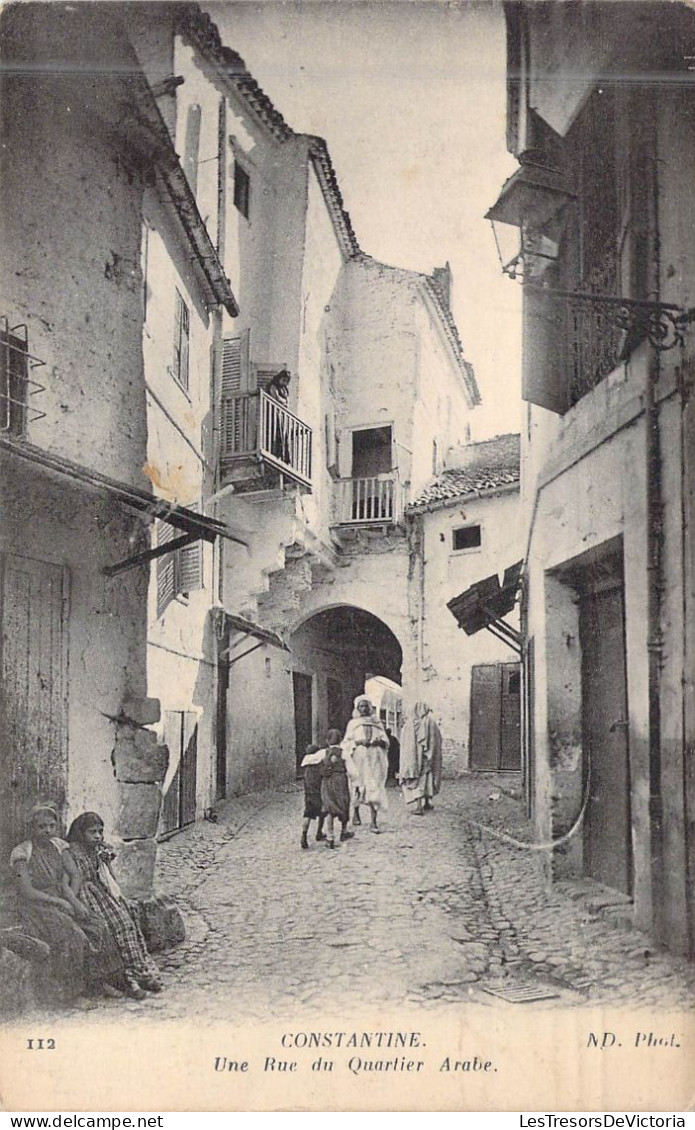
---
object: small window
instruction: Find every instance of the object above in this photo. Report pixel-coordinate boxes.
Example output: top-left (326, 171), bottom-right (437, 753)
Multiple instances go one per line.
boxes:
top-left (172, 290), bottom-right (190, 392)
top-left (432, 439), bottom-right (438, 475)
top-left (234, 160), bottom-right (250, 218)
top-left (452, 524), bottom-right (481, 551)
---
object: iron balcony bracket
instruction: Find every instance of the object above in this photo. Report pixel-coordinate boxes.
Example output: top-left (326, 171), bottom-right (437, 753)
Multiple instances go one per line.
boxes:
top-left (526, 285), bottom-right (695, 353)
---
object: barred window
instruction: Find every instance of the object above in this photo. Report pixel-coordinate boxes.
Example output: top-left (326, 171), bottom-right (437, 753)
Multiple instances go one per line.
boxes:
top-left (1, 328), bottom-right (28, 436)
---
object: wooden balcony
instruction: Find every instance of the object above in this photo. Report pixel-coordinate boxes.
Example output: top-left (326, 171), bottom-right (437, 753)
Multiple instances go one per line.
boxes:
top-left (220, 389), bottom-right (312, 491)
top-left (332, 471), bottom-right (403, 527)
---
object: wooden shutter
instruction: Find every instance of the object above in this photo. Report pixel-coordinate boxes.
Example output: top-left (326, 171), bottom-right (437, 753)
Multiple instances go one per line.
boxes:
top-left (179, 540), bottom-right (203, 594)
top-left (221, 333), bottom-right (251, 454)
top-left (155, 519), bottom-right (176, 617)
top-left (522, 286), bottom-right (570, 415)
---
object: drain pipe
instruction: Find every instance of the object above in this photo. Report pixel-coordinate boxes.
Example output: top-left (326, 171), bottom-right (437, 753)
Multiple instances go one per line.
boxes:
top-left (646, 148), bottom-right (664, 935)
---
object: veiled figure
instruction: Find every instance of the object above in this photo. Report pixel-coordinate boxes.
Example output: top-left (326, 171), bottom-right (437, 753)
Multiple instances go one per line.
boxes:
top-left (341, 695), bottom-right (389, 832)
top-left (399, 701), bottom-right (443, 815)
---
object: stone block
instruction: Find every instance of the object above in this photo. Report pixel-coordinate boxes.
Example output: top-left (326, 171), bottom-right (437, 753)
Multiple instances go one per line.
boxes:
top-left (113, 728), bottom-right (169, 784)
top-left (121, 695), bottom-right (161, 726)
top-left (112, 838), bottom-right (157, 898)
top-left (130, 894), bottom-right (185, 952)
top-left (0, 946), bottom-right (36, 1018)
top-left (117, 782), bottom-right (162, 840)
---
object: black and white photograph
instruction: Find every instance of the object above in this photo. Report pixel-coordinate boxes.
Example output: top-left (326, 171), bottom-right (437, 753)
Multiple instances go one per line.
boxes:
top-left (0, 0), bottom-right (694, 1112)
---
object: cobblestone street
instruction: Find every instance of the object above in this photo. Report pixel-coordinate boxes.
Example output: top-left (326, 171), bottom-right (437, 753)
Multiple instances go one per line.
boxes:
top-left (109, 773), bottom-right (695, 1023)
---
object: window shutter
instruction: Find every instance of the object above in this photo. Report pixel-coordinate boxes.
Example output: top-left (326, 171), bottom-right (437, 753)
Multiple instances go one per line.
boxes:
top-left (155, 519), bottom-right (177, 617)
top-left (179, 540), bottom-right (203, 594)
top-left (522, 287), bottom-right (570, 415)
top-left (221, 336), bottom-right (242, 395)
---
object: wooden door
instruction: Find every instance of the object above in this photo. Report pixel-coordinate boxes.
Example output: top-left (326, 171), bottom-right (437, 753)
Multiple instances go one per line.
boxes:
top-left (580, 584), bottom-right (632, 893)
top-left (500, 663), bottom-right (522, 770)
top-left (469, 664), bottom-right (502, 770)
top-left (0, 554), bottom-right (69, 859)
top-left (470, 662), bottom-right (521, 771)
top-left (293, 671), bottom-right (313, 774)
top-left (160, 709), bottom-right (198, 837)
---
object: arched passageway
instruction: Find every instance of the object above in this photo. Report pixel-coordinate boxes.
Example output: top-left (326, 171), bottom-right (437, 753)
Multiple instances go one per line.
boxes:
top-left (289, 605), bottom-right (402, 771)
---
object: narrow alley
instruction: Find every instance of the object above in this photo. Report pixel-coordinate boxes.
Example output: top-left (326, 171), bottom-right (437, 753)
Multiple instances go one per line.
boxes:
top-left (117, 776), bottom-right (695, 1024)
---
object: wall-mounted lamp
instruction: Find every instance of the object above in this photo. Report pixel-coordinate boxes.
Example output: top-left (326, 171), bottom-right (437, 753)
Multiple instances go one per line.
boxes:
top-left (485, 153), bottom-right (575, 283)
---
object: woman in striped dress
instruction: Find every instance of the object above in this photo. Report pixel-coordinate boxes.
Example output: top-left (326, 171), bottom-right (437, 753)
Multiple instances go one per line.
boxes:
top-left (66, 812), bottom-right (162, 1000)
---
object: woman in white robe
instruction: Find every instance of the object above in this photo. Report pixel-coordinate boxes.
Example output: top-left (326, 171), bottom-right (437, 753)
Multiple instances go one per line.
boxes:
top-left (341, 695), bottom-right (389, 833)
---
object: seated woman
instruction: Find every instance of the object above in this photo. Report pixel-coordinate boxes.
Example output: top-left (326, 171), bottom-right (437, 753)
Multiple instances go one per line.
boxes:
top-left (66, 812), bottom-right (162, 999)
top-left (10, 803), bottom-right (122, 1007)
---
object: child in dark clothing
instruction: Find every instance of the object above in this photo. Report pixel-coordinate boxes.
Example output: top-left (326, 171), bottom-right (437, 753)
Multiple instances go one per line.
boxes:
top-left (320, 729), bottom-right (354, 849)
top-left (300, 743), bottom-right (326, 849)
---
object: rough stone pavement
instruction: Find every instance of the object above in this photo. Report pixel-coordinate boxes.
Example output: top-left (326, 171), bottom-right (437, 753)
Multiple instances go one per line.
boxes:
top-left (111, 773), bottom-right (695, 1023)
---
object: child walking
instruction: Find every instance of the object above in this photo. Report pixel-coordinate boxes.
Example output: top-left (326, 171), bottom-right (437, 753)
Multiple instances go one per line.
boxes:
top-left (300, 743), bottom-right (326, 849)
top-left (320, 729), bottom-right (354, 849)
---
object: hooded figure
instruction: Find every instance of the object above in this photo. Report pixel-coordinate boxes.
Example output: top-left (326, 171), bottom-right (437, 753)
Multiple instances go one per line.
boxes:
top-left (398, 701), bottom-right (443, 814)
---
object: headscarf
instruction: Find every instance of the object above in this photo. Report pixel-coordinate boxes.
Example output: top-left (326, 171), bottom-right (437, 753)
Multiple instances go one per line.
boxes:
top-left (67, 811), bottom-right (103, 844)
top-left (351, 694), bottom-right (373, 718)
top-left (30, 802), bottom-right (59, 823)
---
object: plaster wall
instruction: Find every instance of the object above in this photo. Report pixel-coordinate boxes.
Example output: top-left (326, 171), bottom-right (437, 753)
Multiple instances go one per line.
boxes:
top-left (294, 165), bottom-right (345, 546)
top-left (142, 184), bottom-right (219, 824)
top-left (418, 491), bottom-right (521, 773)
top-left (225, 643), bottom-right (295, 795)
top-left (0, 66), bottom-right (148, 490)
top-left (525, 407), bottom-right (652, 924)
top-left (412, 303), bottom-right (474, 496)
top-left (328, 259), bottom-right (419, 487)
top-left (1, 460), bottom-right (149, 840)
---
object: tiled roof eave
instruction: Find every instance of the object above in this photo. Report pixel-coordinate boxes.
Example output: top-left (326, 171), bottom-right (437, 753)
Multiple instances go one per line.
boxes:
top-left (406, 478), bottom-right (520, 516)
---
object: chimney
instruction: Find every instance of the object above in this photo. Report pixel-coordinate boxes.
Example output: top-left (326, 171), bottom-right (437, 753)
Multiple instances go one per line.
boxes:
top-left (431, 262), bottom-right (452, 309)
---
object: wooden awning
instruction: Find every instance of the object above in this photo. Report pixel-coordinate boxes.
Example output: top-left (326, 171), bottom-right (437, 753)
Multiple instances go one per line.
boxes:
top-left (447, 561), bottom-right (523, 652)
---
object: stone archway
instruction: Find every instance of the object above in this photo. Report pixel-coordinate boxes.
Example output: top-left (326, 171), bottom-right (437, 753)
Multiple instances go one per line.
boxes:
top-left (289, 604), bottom-right (403, 768)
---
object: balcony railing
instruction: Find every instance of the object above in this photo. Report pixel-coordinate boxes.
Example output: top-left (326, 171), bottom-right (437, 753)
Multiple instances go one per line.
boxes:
top-left (221, 389), bottom-right (312, 488)
top-left (567, 252), bottom-right (623, 405)
top-left (333, 471), bottom-right (403, 526)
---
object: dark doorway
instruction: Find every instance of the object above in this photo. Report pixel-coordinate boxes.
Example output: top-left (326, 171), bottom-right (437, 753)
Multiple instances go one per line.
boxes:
top-left (469, 661), bottom-right (522, 771)
top-left (160, 710), bottom-right (198, 838)
top-left (351, 426), bottom-right (392, 478)
top-left (326, 676), bottom-right (345, 734)
top-left (216, 659), bottom-right (229, 800)
top-left (293, 671), bottom-right (313, 774)
top-left (580, 581), bottom-right (632, 894)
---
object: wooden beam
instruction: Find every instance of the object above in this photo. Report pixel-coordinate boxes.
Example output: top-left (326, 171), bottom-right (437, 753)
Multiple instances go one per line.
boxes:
top-left (102, 532), bottom-right (198, 577)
